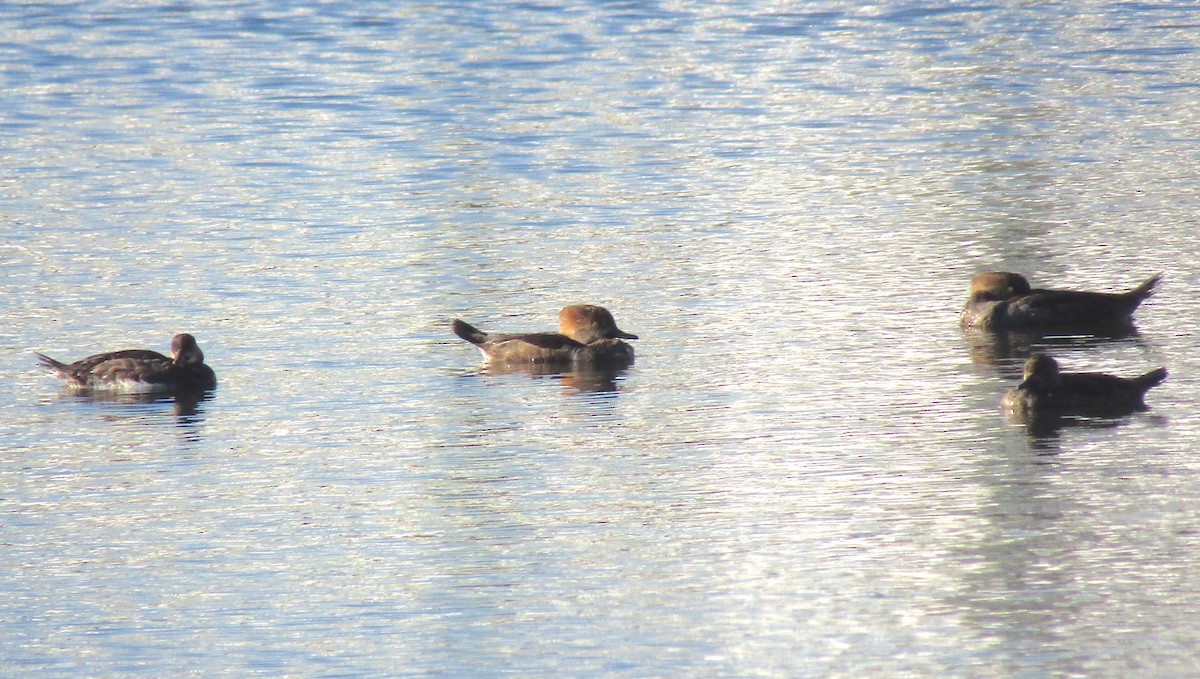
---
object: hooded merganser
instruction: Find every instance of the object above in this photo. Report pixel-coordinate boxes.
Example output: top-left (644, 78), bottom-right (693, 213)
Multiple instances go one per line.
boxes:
top-left (961, 272), bottom-right (1159, 330)
top-left (452, 305), bottom-right (637, 366)
top-left (1002, 353), bottom-right (1166, 415)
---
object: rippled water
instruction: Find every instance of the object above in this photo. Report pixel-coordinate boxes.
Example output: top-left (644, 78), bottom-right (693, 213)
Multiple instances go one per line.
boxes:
top-left (4, 1), bottom-right (1200, 676)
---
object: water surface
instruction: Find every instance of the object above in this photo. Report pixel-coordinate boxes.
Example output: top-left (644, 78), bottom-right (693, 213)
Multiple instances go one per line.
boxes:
top-left (3, 1), bottom-right (1200, 676)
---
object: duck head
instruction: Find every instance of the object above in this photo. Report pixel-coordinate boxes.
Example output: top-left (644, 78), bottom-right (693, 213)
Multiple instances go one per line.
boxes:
top-left (171, 333), bottom-right (205, 367)
top-left (1018, 353), bottom-right (1062, 390)
top-left (558, 305), bottom-right (638, 344)
top-left (968, 272), bottom-right (1032, 302)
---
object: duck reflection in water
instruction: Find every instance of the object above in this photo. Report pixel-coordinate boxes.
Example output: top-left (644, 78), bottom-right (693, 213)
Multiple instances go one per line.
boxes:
top-left (36, 333), bottom-right (217, 432)
top-left (452, 305), bottom-right (638, 370)
top-left (473, 362), bottom-right (628, 394)
top-left (71, 388), bottom-right (215, 419)
top-left (960, 272), bottom-right (1159, 371)
top-left (1002, 353), bottom-right (1167, 434)
top-left (963, 325), bottom-right (1145, 376)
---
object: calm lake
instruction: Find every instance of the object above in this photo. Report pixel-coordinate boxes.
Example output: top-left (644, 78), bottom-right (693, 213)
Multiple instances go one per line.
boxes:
top-left (4, 1), bottom-right (1200, 676)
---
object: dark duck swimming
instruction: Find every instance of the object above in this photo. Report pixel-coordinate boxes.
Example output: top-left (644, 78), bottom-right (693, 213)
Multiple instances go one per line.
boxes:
top-left (1002, 353), bottom-right (1166, 417)
top-left (36, 333), bottom-right (217, 393)
top-left (960, 272), bottom-right (1160, 330)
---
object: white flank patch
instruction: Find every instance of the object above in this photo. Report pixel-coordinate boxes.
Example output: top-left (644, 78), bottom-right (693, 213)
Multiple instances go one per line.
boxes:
top-left (81, 377), bottom-right (172, 394)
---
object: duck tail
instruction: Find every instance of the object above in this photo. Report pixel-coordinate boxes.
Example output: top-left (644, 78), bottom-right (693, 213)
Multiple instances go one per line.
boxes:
top-left (33, 352), bottom-right (66, 371)
top-left (1125, 273), bottom-right (1162, 308)
top-left (1136, 367), bottom-right (1168, 391)
top-left (452, 319), bottom-right (488, 345)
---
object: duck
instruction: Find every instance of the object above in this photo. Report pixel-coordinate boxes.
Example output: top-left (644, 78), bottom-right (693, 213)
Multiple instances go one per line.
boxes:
top-left (35, 333), bottom-right (217, 392)
top-left (452, 304), bottom-right (638, 366)
top-left (960, 272), bottom-right (1160, 330)
top-left (1002, 353), bottom-right (1166, 416)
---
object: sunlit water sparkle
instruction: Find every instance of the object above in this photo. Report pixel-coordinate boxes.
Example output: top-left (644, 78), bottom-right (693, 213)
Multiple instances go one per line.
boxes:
top-left (4, 1), bottom-right (1200, 676)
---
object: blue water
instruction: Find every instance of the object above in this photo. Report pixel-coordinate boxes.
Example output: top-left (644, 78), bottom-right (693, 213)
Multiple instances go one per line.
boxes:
top-left (4, 2), bottom-right (1200, 676)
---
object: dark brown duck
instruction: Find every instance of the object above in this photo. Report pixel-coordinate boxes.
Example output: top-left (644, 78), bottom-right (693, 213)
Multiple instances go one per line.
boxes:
top-left (961, 272), bottom-right (1160, 330)
top-left (36, 333), bottom-right (217, 392)
top-left (1002, 353), bottom-right (1166, 416)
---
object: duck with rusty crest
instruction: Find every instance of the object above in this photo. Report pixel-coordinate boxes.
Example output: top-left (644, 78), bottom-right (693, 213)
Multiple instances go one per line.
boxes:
top-left (960, 272), bottom-right (1160, 330)
top-left (452, 305), bottom-right (638, 366)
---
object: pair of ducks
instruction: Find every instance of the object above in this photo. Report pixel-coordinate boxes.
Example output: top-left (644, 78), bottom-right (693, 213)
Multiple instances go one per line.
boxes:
top-left (961, 271), bottom-right (1166, 417)
top-left (33, 305), bottom-right (636, 394)
top-left (34, 274), bottom-right (1167, 419)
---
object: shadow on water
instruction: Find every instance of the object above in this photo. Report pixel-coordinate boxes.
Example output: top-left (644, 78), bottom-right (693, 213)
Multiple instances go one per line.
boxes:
top-left (1007, 410), bottom-right (1133, 450)
top-left (964, 325), bottom-right (1148, 379)
top-left (53, 388), bottom-right (215, 440)
top-left (460, 363), bottom-right (631, 395)
top-left (1003, 404), bottom-right (1168, 450)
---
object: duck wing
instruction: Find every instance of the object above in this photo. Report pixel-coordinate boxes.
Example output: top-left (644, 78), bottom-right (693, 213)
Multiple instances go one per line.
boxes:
top-left (490, 334), bottom-right (583, 351)
top-left (36, 349), bottom-right (170, 380)
top-left (1058, 371), bottom-right (1163, 408)
top-left (1003, 290), bottom-right (1135, 326)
